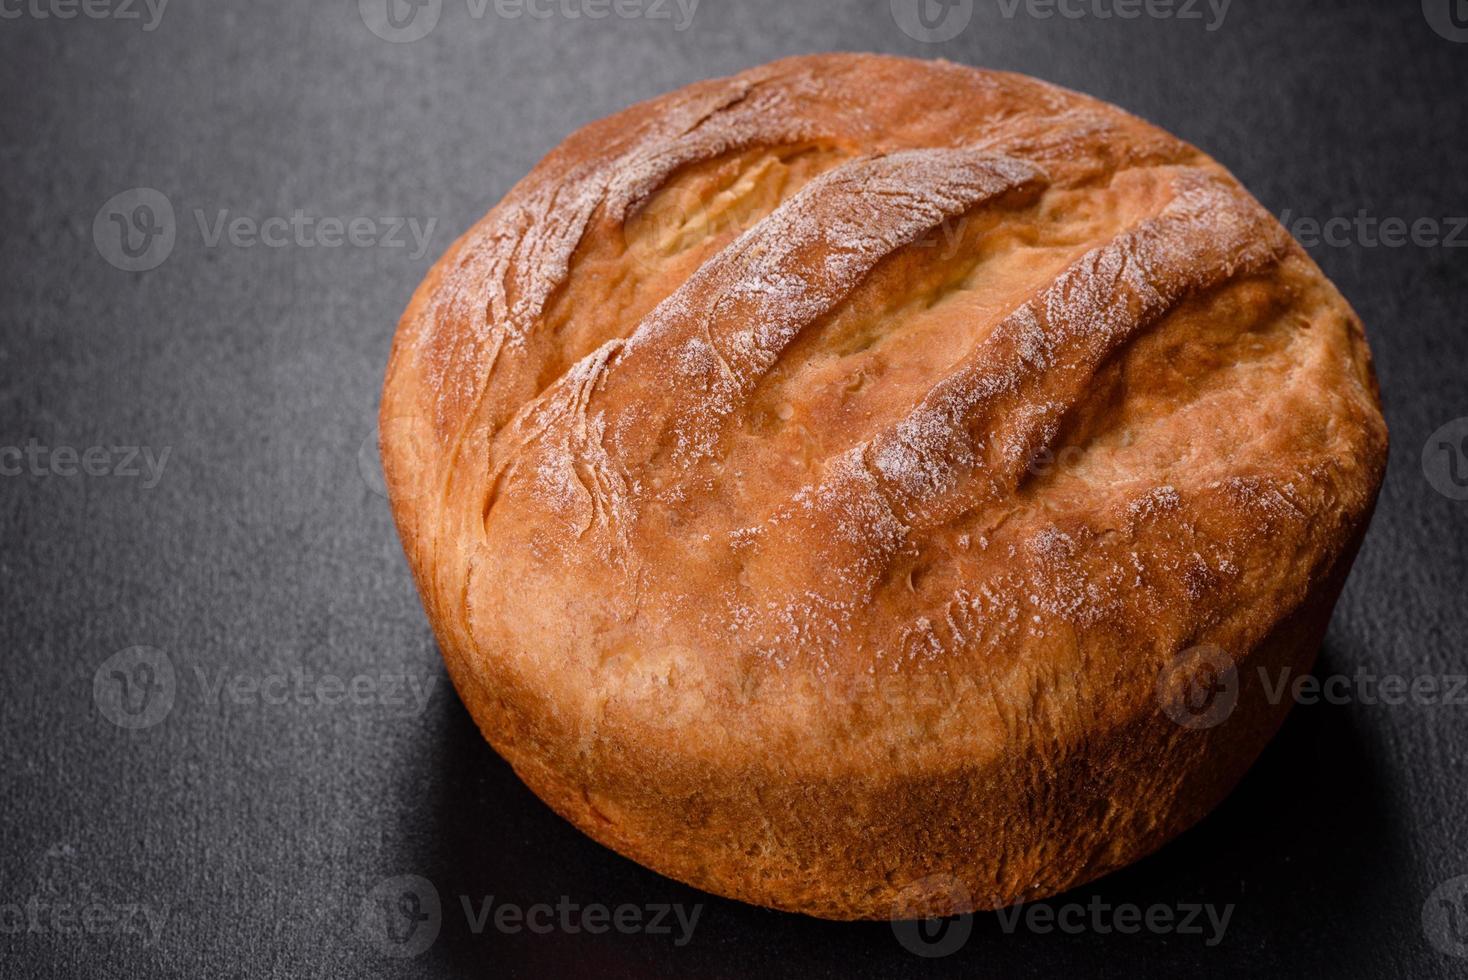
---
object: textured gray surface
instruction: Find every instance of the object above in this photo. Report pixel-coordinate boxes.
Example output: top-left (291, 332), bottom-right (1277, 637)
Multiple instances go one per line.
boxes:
top-left (2, 0), bottom-right (1466, 976)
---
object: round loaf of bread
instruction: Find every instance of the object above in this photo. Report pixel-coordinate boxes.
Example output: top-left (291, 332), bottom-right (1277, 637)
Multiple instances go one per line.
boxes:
top-left (380, 53), bottom-right (1388, 920)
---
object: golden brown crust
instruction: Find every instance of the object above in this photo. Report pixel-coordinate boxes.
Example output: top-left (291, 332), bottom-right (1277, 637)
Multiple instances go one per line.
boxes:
top-left (380, 53), bottom-right (1388, 920)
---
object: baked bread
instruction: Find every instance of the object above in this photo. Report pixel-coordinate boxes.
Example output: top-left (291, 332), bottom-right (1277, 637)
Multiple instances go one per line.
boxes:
top-left (379, 53), bottom-right (1387, 920)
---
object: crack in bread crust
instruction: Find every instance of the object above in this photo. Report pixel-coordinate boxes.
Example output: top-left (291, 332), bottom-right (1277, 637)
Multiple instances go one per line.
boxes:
top-left (380, 53), bottom-right (1388, 921)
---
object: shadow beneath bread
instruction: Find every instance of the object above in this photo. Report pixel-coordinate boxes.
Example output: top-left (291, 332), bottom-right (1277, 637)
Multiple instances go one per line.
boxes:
top-left (396, 640), bottom-right (1409, 979)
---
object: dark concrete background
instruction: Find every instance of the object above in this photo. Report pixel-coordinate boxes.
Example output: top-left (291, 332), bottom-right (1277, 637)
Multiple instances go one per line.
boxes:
top-left (2, 0), bottom-right (1466, 976)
